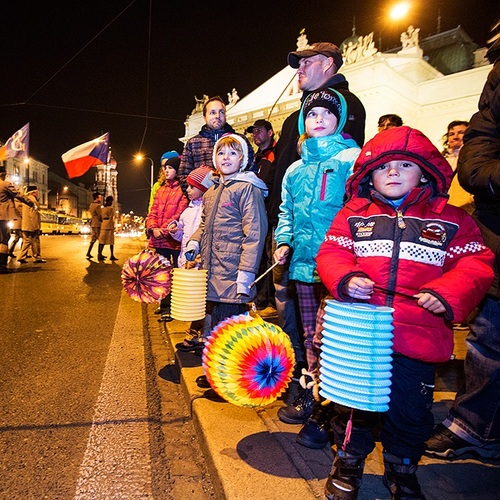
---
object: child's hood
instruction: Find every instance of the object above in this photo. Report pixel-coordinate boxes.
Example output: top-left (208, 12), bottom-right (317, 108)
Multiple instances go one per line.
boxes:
top-left (219, 171), bottom-right (268, 198)
top-left (346, 126), bottom-right (453, 201)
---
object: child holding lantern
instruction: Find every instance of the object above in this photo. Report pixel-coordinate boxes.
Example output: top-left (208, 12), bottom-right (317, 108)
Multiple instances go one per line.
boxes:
top-left (315, 126), bottom-right (494, 500)
top-left (184, 134), bottom-right (268, 388)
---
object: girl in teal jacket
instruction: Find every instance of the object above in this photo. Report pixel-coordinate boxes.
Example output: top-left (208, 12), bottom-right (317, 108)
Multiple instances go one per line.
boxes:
top-left (274, 88), bottom-right (360, 374)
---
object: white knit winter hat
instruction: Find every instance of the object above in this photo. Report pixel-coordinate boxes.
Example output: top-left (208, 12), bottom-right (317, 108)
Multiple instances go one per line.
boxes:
top-left (212, 133), bottom-right (249, 171)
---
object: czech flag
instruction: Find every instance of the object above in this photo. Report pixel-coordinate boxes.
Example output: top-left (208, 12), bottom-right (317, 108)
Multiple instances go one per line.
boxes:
top-left (61, 132), bottom-right (109, 178)
top-left (0, 123), bottom-right (30, 161)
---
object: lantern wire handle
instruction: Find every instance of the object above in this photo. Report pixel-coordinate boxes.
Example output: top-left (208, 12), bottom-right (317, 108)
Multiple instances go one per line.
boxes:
top-left (250, 261), bottom-right (280, 288)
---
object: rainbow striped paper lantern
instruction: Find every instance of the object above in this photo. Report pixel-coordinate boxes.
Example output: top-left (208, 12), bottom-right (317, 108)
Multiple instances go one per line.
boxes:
top-left (202, 313), bottom-right (295, 407)
top-left (319, 299), bottom-right (395, 412)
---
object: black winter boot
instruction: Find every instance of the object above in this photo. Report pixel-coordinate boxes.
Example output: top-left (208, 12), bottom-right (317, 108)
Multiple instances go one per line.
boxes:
top-left (97, 244), bottom-right (106, 260)
top-left (325, 450), bottom-right (365, 500)
top-left (109, 245), bottom-right (118, 261)
top-left (0, 253), bottom-right (13, 273)
top-left (86, 241), bottom-right (95, 258)
top-left (383, 452), bottom-right (426, 499)
top-left (296, 397), bottom-right (333, 449)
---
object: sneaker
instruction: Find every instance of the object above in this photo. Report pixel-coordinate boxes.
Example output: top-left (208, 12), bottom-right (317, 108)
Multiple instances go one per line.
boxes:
top-left (277, 387), bottom-right (314, 424)
top-left (425, 424), bottom-right (500, 459)
top-left (325, 451), bottom-right (365, 500)
top-left (17, 259), bottom-right (28, 264)
top-left (383, 453), bottom-right (425, 499)
top-left (33, 259), bottom-right (46, 263)
top-left (296, 399), bottom-right (332, 449)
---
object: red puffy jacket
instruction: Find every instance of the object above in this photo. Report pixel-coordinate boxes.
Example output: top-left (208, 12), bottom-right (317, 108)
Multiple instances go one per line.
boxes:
top-left (316, 127), bottom-right (494, 362)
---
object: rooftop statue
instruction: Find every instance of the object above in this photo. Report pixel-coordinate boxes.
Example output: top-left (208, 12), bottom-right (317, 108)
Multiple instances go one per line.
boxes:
top-left (401, 25), bottom-right (420, 49)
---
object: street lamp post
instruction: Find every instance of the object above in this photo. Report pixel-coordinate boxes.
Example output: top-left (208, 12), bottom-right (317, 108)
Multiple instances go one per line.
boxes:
top-left (56, 186), bottom-right (68, 212)
top-left (134, 155), bottom-right (154, 188)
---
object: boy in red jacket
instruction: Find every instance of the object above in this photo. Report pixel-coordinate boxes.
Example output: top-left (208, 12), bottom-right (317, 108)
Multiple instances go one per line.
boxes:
top-left (315, 126), bottom-right (494, 500)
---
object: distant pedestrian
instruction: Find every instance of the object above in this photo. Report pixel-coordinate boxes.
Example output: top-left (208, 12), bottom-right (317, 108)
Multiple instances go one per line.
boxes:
top-left (8, 200), bottom-right (23, 258)
top-left (86, 192), bottom-right (102, 259)
top-left (0, 166), bottom-right (34, 274)
top-left (18, 186), bottom-right (46, 264)
top-left (97, 196), bottom-right (117, 261)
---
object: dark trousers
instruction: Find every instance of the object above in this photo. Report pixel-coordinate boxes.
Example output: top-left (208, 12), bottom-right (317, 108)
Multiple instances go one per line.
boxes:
top-left (330, 354), bottom-right (436, 461)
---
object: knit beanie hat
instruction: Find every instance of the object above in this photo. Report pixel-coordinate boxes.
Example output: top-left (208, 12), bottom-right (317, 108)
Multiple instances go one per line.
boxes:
top-left (186, 165), bottom-right (215, 193)
top-left (160, 150), bottom-right (179, 164)
top-left (26, 185), bottom-right (38, 192)
top-left (212, 133), bottom-right (249, 171)
top-left (162, 155), bottom-right (181, 172)
top-left (303, 88), bottom-right (342, 121)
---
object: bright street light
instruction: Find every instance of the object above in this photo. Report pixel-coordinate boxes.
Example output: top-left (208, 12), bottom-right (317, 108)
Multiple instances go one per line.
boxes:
top-left (390, 2), bottom-right (410, 20)
top-left (134, 154), bottom-right (154, 188)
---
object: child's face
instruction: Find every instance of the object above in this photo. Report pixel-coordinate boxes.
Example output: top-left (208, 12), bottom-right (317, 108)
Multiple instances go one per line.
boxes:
top-left (305, 107), bottom-right (338, 137)
top-left (215, 145), bottom-right (242, 179)
top-left (163, 165), bottom-right (177, 181)
top-left (187, 184), bottom-right (203, 200)
top-left (372, 160), bottom-right (426, 199)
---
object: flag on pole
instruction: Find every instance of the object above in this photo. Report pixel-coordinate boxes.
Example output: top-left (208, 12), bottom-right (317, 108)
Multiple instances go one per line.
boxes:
top-left (61, 132), bottom-right (109, 178)
top-left (0, 123), bottom-right (30, 161)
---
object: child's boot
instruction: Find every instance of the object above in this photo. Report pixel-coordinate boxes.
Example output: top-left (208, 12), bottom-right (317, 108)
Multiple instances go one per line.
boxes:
top-left (296, 397), bottom-right (333, 449)
top-left (325, 449), bottom-right (365, 500)
top-left (383, 451), bottom-right (426, 499)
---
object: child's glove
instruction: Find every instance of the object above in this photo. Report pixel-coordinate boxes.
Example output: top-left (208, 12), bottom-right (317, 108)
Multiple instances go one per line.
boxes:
top-left (184, 240), bottom-right (200, 261)
top-left (236, 270), bottom-right (255, 297)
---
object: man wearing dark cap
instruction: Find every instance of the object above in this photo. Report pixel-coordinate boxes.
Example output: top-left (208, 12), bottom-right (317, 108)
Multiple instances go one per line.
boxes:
top-left (0, 166), bottom-right (34, 273)
top-left (270, 41), bottom-right (366, 427)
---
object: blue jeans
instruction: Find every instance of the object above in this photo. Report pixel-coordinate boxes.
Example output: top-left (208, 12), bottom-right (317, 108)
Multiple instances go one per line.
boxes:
top-left (444, 296), bottom-right (500, 445)
top-left (330, 355), bottom-right (436, 461)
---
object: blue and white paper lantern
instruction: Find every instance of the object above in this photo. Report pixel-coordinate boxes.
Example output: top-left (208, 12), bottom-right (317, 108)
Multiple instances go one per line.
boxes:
top-left (319, 300), bottom-right (395, 412)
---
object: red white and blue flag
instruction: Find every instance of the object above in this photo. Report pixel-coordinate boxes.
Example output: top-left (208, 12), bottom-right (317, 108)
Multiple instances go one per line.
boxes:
top-left (61, 132), bottom-right (110, 178)
top-left (0, 123), bottom-right (30, 161)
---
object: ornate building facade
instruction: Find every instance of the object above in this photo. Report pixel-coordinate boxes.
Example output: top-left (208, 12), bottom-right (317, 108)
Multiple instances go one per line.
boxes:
top-left (181, 26), bottom-right (492, 152)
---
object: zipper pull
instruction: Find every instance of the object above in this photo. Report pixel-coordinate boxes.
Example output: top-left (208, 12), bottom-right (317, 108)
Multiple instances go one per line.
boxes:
top-left (396, 209), bottom-right (406, 229)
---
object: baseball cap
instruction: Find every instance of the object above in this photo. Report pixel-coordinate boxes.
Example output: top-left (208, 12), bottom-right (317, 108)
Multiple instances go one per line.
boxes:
top-left (246, 119), bottom-right (273, 134)
top-left (288, 42), bottom-right (343, 70)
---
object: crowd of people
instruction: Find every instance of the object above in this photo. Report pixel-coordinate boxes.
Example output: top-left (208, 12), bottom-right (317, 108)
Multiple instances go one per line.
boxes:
top-left (2, 29), bottom-right (499, 500)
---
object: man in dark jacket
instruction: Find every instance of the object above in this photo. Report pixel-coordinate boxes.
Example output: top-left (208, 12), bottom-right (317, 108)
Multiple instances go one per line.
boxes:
top-left (272, 41), bottom-right (366, 431)
top-left (425, 32), bottom-right (500, 460)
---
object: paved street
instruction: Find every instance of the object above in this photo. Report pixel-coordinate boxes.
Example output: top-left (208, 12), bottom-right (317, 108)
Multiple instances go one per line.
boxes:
top-left (1, 235), bottom-right (214, 499)
top-left (2, 234), bottom-right (499, 499)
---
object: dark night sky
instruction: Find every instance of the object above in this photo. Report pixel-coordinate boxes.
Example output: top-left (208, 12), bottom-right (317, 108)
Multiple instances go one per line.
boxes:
top-left (1, 0), bottom-right (498, 215)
